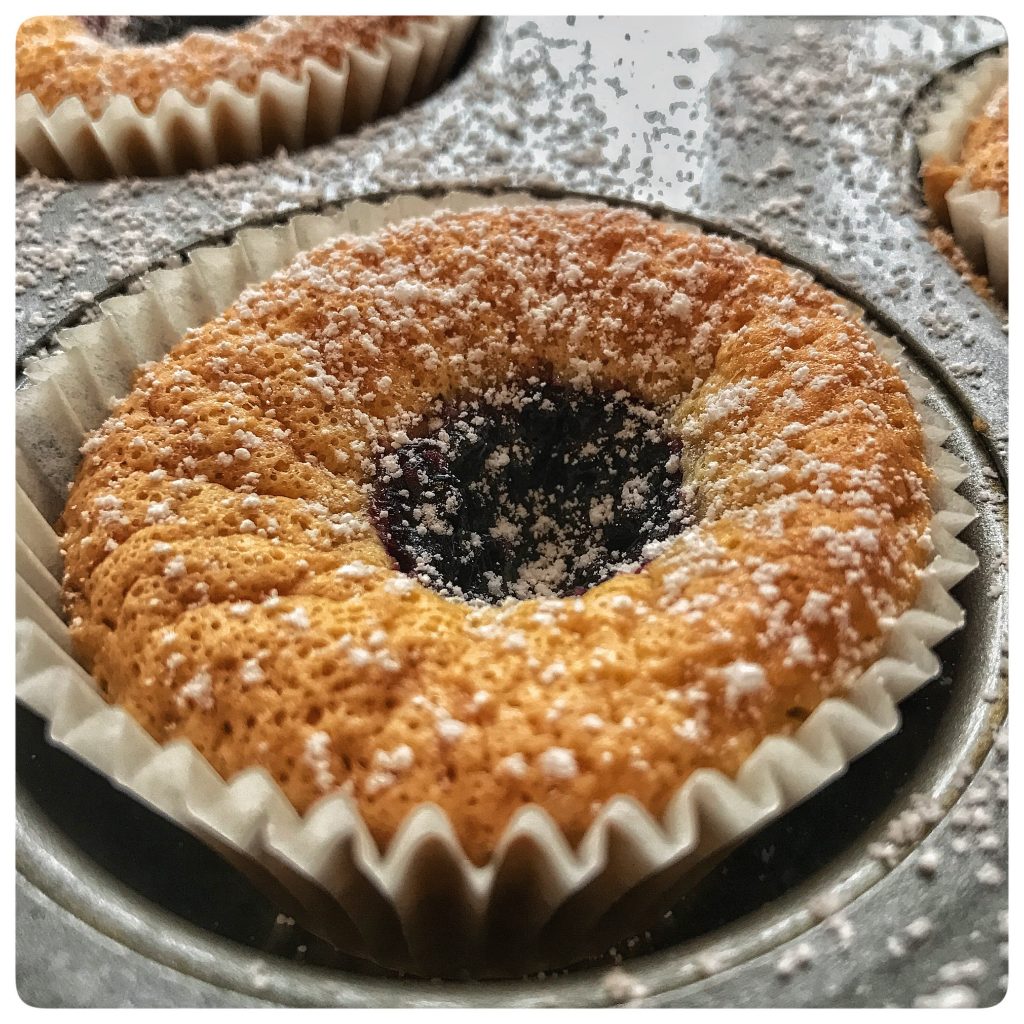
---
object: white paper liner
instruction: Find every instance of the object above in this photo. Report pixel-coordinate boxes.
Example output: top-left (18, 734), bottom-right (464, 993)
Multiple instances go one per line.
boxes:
top-left (917, 51), bottom-right (1008, 299)
top-left (16, 17), bottom-right (477, 180)
top-left (15, 191), bottom-right (979, 978)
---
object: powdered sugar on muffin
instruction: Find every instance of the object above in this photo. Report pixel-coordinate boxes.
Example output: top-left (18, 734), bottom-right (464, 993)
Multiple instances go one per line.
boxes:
top-left (59, 203), bottom-right (932, 864)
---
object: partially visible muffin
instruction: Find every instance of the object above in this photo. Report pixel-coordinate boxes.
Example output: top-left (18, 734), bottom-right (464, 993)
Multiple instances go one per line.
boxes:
top-left (922, 81), bottom-right (1008, 221)
top-left (16, 16), bottom-right (424, 117)
top-left (918, 51), bottom-right (1008, 300)
top-left (16, 15), bottom-right (475, 178)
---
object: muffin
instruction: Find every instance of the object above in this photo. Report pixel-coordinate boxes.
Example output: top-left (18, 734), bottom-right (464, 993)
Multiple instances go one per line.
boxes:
top-left (59, 203), bottom-right (939, 860)
top-left (17, 195), bottom-right (975, 974)
top-left (16, 15), bottom-right (477, 179)
top-left (918, 51), bottom-right (1008, 300)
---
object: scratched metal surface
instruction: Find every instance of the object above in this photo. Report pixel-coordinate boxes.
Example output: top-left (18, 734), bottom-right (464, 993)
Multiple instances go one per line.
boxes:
top-left (15, 15), bottom-right (1008, 1008)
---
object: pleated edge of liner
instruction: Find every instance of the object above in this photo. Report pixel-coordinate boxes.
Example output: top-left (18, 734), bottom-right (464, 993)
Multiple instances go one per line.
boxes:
top-left (14, 189), bottom-right (979, 918)
top-left (915, 49), bottom-right (1008, 295)
top-left (917, 49), bottom-right (1007, 165)
top-left (15, 16), bottom-right (475, 178)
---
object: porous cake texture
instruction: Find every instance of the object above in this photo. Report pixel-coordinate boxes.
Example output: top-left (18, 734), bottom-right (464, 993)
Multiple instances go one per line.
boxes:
top-left (60, 205), bottom-right (933, 863)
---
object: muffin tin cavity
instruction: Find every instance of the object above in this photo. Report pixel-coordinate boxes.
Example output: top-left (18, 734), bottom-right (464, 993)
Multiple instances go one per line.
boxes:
top-left (371, 382), bottom-right (688, 603)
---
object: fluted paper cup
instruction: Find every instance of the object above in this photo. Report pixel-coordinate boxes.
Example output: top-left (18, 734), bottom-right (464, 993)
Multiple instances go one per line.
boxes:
top-left (15, 191), bottom-right (978, 977)
top-left (16, 16), bottom-right (477, 180)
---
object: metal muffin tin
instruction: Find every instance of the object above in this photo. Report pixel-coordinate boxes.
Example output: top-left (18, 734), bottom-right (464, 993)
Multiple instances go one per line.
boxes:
top-left (15, 16), bottom-right (1008, 1007)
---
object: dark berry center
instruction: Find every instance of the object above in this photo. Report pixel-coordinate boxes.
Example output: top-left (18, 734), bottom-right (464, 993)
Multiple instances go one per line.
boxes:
top-left (370, 382), bottom-right (690, 603)
top-left (80, 16), bottom-right (258, 46)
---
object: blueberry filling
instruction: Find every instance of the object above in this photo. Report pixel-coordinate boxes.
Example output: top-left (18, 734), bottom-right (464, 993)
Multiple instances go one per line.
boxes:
top-left (370, 382), bottom-right (691, 603)
top-left (80, 16), bottom-right (258, 47)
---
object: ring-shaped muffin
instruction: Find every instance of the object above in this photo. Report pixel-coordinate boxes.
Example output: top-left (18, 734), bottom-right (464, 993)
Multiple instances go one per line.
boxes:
top-left (60, 204), bottom-right (933, 864)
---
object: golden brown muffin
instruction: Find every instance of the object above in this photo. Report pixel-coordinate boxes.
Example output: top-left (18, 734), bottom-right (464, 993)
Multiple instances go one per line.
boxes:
top-left (59, 204), bottom-right (933, 864)
top-left (17, 15), bottom-right (424, 117)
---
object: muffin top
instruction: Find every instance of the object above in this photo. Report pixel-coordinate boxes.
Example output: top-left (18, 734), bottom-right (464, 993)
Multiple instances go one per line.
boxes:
top-left (60, 204), bottom-right (933, 863)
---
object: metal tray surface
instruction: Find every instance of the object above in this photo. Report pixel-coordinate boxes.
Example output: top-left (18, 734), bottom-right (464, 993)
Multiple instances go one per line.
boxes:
top-left (14, 15), bottom-right (1008, 1008)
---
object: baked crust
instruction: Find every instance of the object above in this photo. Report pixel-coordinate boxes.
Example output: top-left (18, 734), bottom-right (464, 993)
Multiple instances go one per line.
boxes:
top-left (59, 205), bottom-right (933, 863)
top-left (17, 15), bottom-right (423, 117)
